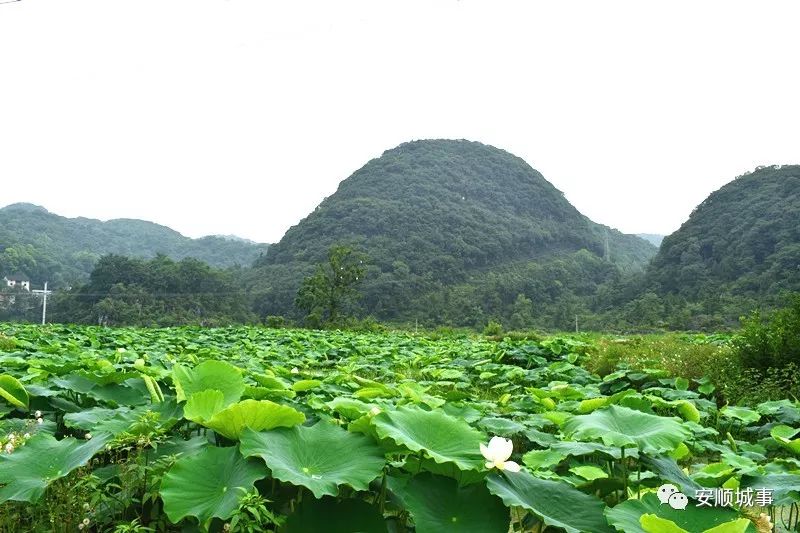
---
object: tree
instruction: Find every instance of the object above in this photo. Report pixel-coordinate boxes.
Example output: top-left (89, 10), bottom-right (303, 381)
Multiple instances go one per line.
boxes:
top-left (295, 245), bottom-right (367, 326)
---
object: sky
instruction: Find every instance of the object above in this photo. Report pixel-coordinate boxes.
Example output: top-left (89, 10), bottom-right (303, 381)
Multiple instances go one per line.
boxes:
top-left (1, 1), bottom-right (799, 244)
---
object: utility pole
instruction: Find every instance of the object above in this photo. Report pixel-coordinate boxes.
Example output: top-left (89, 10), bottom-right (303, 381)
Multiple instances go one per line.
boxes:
top-left (31, 281), bottom-right (52, 325)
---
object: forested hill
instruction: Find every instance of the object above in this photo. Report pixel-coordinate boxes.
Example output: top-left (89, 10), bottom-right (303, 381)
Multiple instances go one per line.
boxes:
top-left (646, 165), bottom-right (800, 313)
top-left (0, 203), bottom-right (269, 287)
top-left (252, 139), bottom-right (656, 328)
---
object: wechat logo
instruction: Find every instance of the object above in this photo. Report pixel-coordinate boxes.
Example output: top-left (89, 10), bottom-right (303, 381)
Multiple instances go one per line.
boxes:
top-left (658, 484), bottom-right (689, 510)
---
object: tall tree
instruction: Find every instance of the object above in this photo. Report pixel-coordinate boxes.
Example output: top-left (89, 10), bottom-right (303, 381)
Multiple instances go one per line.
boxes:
top-left (295, 245), bottom-right (367, 326)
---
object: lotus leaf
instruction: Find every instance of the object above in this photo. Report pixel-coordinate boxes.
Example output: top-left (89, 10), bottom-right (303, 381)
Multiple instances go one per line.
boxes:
top-left (605, 493), bottom-right (755, 533)
top-left (389, 473), bottom-right (508, 533)
top-left (487, 470), bottom-right (612, 533)
top-left (172, 360), bottom-right (244, 405)
top-left (283, 497), bottom-right (388, 533)
top-left (371, 405), bottom-right (485, 470)
top-left (0, 374), bottom-right (28, 409)
top-left (563, 405), bottom-right (690, 454)
top-left (160, 445), bottom-right (265, 526)
top-left (240, 421), bottom-right (385, 498)
top-left (0, 433), bottom-right (110, 502)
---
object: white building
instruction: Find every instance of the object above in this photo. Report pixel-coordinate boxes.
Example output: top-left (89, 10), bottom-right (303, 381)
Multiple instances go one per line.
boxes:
top-left (3, 275), bottom-right (31, 291)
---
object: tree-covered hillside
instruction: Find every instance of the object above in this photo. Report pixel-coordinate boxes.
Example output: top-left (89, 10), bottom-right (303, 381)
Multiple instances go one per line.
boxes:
top-left (0, 203), bottom-right (268, 287)
top-left (643, 165), bottom-right (800, 325)
top-left (252, 139), bottom-right (656, 328)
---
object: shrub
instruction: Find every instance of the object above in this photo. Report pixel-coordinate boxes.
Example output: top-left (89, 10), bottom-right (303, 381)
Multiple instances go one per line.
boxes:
top-left (735, 294), bottom-right (800, 370)
top-left (482, 320), bottom-right (504, 337)
top-left (264, 315), bottom-right (286, 329)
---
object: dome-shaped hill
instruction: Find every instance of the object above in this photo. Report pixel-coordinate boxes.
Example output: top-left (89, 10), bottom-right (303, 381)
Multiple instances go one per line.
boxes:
top-left (648, 165), bottom-right (800, 300)
top-left (262, 139), bottom-right (653, 271)
top-left (254, 139), bottom-right (655, 328)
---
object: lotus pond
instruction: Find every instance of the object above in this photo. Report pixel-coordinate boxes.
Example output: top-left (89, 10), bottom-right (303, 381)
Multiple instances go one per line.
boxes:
top-left (0, 324), bottom-right (799, 532)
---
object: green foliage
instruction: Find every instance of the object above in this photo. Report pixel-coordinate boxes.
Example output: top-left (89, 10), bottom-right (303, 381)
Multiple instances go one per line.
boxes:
top-left (389, 473), bottom-right (510, 533)
top-left (482, 320), bottom-right (504, 337)
top-left (226, 490), bottom-right (284, 533)
top-left (294, 245), bottom-right (367, 326)
top-left (736, 294), bottom-right (800, 370)
top-left (3, 323), bottom-right (800, 531)
top-left (645, 165), bottom-right (800, 326)
top-left (253, 139), bottom-right (655, 327)
top-left (53, 254), bottom-right (256, 326)
top-left (160, 446), bottom-right (265, 526)
top-left (0, 203), bottom-right (268, 287)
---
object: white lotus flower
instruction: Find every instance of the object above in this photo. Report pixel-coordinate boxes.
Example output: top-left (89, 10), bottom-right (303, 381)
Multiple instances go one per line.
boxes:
top-left (480, 436), bottom-right (521, 472)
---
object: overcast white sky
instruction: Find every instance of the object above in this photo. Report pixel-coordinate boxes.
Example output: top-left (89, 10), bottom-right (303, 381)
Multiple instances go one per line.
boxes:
top-left (1, 1), bottom-right (798, 244)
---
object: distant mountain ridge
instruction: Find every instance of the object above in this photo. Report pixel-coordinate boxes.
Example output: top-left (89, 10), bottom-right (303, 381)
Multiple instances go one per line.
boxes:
top-left (0, 203), bottom-right (268, 287)
top-left (636, 234), bottom-right (665, 247)
top-left (252, 139), bottom-right (657, 328)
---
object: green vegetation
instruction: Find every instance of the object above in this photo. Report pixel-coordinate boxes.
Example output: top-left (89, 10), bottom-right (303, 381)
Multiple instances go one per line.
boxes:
top-left (51, 255), bottom-right (255, 326)
top-left (3, 147), bottom-right (799, 332)
top-left (1, 324), bottom-right (799, 532)
top-left (0, 203), bottom-right (268, 287)
top-left (643, 165), bottom-right (800, 327)
top-left (294, 245), bottom-right (367, 327)
top-left (251, 139), bottom-right (656, 329)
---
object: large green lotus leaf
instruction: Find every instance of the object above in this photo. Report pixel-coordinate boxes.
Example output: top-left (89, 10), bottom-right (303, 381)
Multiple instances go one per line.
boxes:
top-left (183, 389), bottom-right (227, 423)
top-left (771, 425), bottom-right (800, 454)
top-left (703, 519), bottom-right (752, 533)
top-left (172, 360), bottom-right (244, 405)
top-left (86, 381), bottom-right (150, 407)
top-left (203, 399), bottom-right (305, 439)
top-left (605, 493), bottom-right (756, 533)
top-left (640, 514), bottom-right (751, 533)
top-left (64, 400), bottom-right (181, 436)
top-left (738, 473), bottom-right (800, 506)
top-left (640, 514), bottom-right (690, 533)
top-left (640, 456), bottom-right (703, 497)
top-left (283, 496), bottom-right (388, 533)
top-left (552, 440), bottom-right (635, 460)
top-left (388, 473), bottom-right (508, 533)
top-left (371, 406), bottom-right (485, 470)
top-left (326, 397), bottom-right (377, 420)
top-left (563, 405), bottom-right (690, 454)
top-left (0, 433), bottom-right (110, 502)
top-left (63, 407), bottom-right (121, 429)
top-left (486, 470), bottom-right (612, 533)
top-left (720, 406), bottom-right (760, 425)
top-left (523, 449), bottom-right (567, 470)
top-left (0, 374), bottom-right (28, 409)
top-left (160, 445), bottom-right (265, 526)
top-left (240, 421), bottom-right (385, 498)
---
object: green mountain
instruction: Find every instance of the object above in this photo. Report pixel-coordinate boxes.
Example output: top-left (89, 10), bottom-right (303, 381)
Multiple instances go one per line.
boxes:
top-left (252, 139), bottom-right (656, 328)
top-left (0, 203), bottom-right (268, 287)
top-left (644, 165), bottom-right (800, 323)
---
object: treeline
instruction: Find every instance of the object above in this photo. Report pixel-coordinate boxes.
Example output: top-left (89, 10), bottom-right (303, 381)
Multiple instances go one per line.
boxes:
top-left (1, 248), bottom-right (797, 332)
top-left (46, 255), bottom-right (255, 326)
